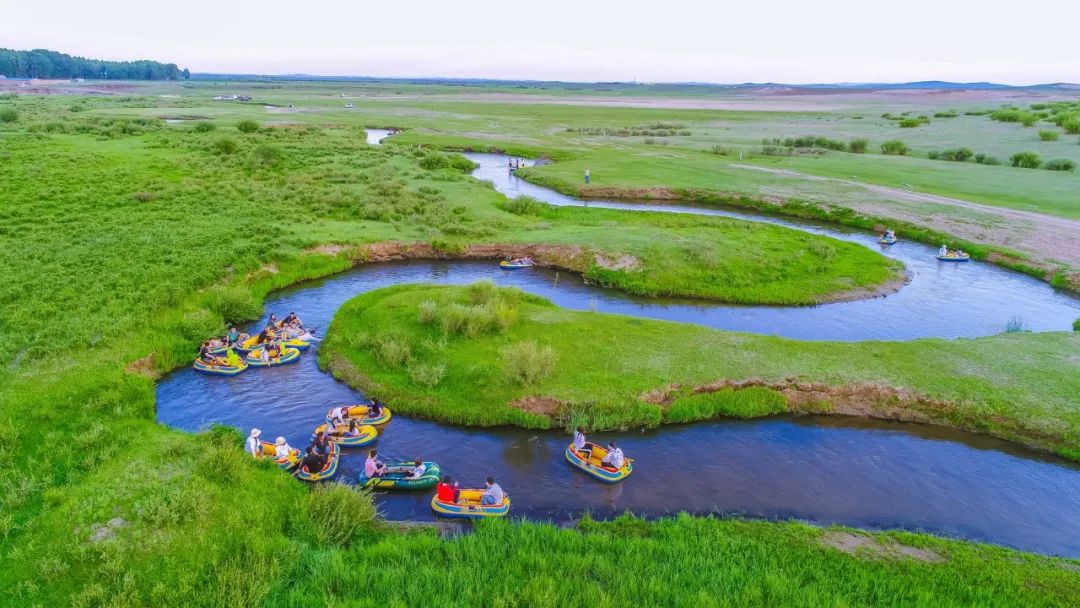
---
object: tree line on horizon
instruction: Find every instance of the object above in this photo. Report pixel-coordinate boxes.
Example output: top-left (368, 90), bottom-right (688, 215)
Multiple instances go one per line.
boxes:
top-left (0, 48), bottom-right (189, 80)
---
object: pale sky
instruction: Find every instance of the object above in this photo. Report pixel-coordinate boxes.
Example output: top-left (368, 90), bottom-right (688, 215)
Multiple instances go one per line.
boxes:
top-left (3, 0), bottom-right (1079, 84)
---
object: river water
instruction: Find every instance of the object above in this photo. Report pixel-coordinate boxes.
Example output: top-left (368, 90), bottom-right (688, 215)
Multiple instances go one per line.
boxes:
top-left (155, 130), bottom-right (1080, 556)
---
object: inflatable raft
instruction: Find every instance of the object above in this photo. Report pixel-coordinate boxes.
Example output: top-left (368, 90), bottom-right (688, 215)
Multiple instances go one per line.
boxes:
top-left (565, 443), bottom-right (633, 483)
top-left (324, 404), bottom-right (393, 426)
top-left (294, 443), bottom-right (340, 482)
top-left (499, 260), bottom-right (534, 270)
top-left (879, 235), bottom-right (897, 245)
top-left (258, 441), bottom-right (300, 471)
top-left (193, 359), bottom-right (248, 376)
top-left (312, 422), bottom-right (378, 447)
top-left (936, 252), bottom-right (971, 262)
top-left (246, 347), bottom-right (301, 367)
top-left (431, 489), bottom-right (510, 519)
top-left (359, 461), bottom-right (441, 490)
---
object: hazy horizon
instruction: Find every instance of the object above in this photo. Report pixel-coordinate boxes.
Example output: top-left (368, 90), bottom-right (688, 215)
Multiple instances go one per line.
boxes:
top-left (6, 0), bottom-right (1079, 85)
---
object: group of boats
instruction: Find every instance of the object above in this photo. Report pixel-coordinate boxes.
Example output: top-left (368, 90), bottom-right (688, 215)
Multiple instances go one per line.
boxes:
top-left (193, 327), bottom-right (315, 375)
top-left (878, 230), bottom-right (971, 262)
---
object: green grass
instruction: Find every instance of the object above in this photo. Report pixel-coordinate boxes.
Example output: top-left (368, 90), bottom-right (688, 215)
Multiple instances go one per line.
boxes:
top-left (322, 283), bottom-right (1080, 456)
top-left (2, 85), bottom-right (1079, 606)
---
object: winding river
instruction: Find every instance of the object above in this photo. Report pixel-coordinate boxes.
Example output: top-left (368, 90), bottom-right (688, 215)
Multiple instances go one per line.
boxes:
top-left (157, 130), bottom-right (1080, 556)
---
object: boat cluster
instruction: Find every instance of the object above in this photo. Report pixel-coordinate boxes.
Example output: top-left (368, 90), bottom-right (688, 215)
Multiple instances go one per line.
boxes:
top-left (193, 312), bottom-right (315, 375)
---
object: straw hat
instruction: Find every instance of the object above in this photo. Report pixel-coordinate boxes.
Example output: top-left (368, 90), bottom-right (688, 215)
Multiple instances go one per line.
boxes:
top-left (250, 428), bottom-right (261, 437)
top-left (275, 437), bottom-right (286, 446)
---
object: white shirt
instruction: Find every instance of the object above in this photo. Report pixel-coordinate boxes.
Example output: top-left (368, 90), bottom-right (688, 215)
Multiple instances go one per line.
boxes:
top-left (483, 483), bottom-right (504, 504)
top-left (573, 431), bottom-right (586, 450)
top-left (275, 443), bottom-right (292, 459)
top-left (408, 463), bottom-right (427, 479)
top-left (606, 448), bottom-right (625, 468)
top-left (330, 406), bottom-right (346, 420)
top-left (245, 436), bottom-right (260, 457)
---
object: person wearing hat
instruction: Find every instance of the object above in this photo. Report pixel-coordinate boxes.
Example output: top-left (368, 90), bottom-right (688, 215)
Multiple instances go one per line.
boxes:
top-left (245, 428), bottom-right (262, 458)
top-left (274, 436), bottom-right (293, 459)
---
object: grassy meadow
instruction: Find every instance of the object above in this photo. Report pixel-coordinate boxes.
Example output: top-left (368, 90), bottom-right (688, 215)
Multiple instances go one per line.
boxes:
top-left (321, 283), bottom-right (1080, 457)
top-left (0, 84), bottom-right (1079, 605)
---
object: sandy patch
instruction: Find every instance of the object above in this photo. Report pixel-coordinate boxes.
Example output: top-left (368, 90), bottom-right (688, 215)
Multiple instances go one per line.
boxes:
top-left (306, 243), bottom-right (355, 256)
top-left (594, 252), bottom-right (641, 271)
top-left (821, 530), bottom-right (945, 563)
top-left (125, 353), bottom-right (159, 379)
top-left (509, 395), bottom-right (564, 416)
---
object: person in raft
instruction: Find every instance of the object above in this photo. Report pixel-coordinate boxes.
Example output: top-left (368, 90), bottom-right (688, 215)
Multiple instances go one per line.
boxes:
top-left (573, 426), bottom-right (593, 460)
top-left (368, 399), bottom-right (385, 419)
top-left (405, 458), bottom-right (427, 480)
top-left (260, 342), bottom-right (282, 363)
top-left (198, 342), bottom-right (224, 366)
top-left (436, 475), bottom-right (460, 503)
top-left (224, 348), bottom-right (243, 368)
top-left (282, 312), bottom-right (301, 328)
top-left (255, 327), bottom-right (273, 345)
top-left (601, 441), bottom-right (625, 469)
top-left (225, 326), bottom-right (241, 346)
top-left (298, 445), bottom-right (326, 475)
top-left (274, 437), bottom-right (293, 459)
top-left (245, 428), bottom-right (262, 458)
top-left (939, 244), bottom-right (949, 257)
top-left (344, 419), bottom-right (363, 437)
top-left (312, 431), bottom-right (332, 456)
top-left (481, 476), bottom-right (504, 505)
top-left (364, 449), bottom-right (388, 478)
top-left (266, 313), bottom-right (279, 329)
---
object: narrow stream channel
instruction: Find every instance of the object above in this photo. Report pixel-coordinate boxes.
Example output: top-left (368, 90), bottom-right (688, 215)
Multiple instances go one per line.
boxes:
top-left (155, 130), bottom-right (1080, 557)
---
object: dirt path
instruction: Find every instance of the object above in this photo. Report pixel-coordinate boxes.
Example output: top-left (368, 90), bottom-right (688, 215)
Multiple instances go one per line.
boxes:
top-left (730, 163), bottom-right (1080, 270)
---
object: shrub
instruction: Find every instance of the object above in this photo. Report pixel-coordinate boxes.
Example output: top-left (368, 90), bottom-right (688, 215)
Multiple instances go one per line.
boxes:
top-left (847, 138), bottom-right (868, 153)
top-left (991, 108), bottom-right (1023, 123)
top-left (974, 153), bottom-right (1001, 165)
top-left (251, 144), bottom-right (283, 168)
top-left (418, 153), bottom-right (451, 170)
top-left (1005, 316), bottom-right (1028, 333)
top-left (212, 137), bottom-right (238, 155)
top-left (194, 121), bottom-right (216, 132)
top-left (1062, 117), bottom-right (1080, 135)
top-left (1041, 158), bottom-right (1076, 171)
top-left (306, 483), bottom-right (377, 547)
top-left (371, 332), bottom-right (412, 368)
top-left (0, 108), bottom-right (17, 123)
top-left (899, 118), bottom-right (924, 128)
top-left (1039, 130), bottom-right (1060, 141)
top-left (710, 145), bottom-right (729, 155)
top-left (1073, 318), bottom-right (1080, 332)
top-left (236, 119), bottom-right (260, 133)
top-left (176, 308), bottom-right (222, 341)
top-left (933, 110), bottom-right (958, 118)
top-left (418, 300), bottom-right (438, 324)
top-left (408, 362), bottom-right (447, 388)
top-left (1010, 151), bottom-right (1042, 168)
top-left (502, 340), bottom-right (556, 385)
top-left (204, 285), bottom-right (262, 324)
top-left (498, 195), bottom-right (546, 216)
top-left (931, 148), bottom-right (973, 162)
top-left (880, 140), bottom-right (909, 155)
top-left (131, 191), bottom-right (156, 202)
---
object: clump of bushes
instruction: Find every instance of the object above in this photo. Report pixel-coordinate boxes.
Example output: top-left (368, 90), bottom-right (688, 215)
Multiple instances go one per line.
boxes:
top-left (498, 195), bottom-right (546, 216)
top-left (710, 145), bottom-right (730, 155)
top-left (933, 110), bottom-right (958, 118)
top-left (131, 191), bottom-right (156, 202)
top-left (665, 387), bottom-right (786, 423)
top-left (880, 140), bottom-right (909, 155)
top-left (204, 284), bottom-right (262, 324)
top-left (899, 118), bottom-right (928, 128)
top-left (236, 119), bottom-right (260, 133)
top-left (212, 137), bottom-right (238, 155)
top-left (306, 483), bottom-right (377, 547)
top-left (502, 340), bottom-right (556, 386)
top-left (418, 152), bottom-right (477, 172)
top-left (193, 121), bottom-right (215, 132)
top-left (974, 153), bottom-right (1001, 165)
top-left (251, 144), bottom-right (283, 168)
top-left (848, 138), bottom-right (868, 153)
top-left (767, 135), bottom-right (846, 151)
top-left (991, 108), bottom-right (1038, 126)
top-left (1010, 151), bottom-right (1042, 169)
top-left (1041, 159), bottom-right (1076, 172)
top-left (1039, 130), bottom-right (1060, 141)
top-left (370, 331), bottom-right (412, 368)
top-left (176, 309), bottom-right (222, 341)
top-left (927, 148), bottom-right (973, 162)
top-left (1073, 318), bottom-right (1080, 332)
top-left (408, 362), bottom-right (447, 387)
top-left (418, 282), bottom-right (519, 337)
top-left (0, 108), bottom-right (18, 123)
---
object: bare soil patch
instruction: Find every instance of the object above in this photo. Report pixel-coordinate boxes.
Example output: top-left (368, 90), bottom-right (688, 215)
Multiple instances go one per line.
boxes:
top-left (821, 530), bottom-right (945, 563)
top-left (509, 395), bottom-right (564, 416)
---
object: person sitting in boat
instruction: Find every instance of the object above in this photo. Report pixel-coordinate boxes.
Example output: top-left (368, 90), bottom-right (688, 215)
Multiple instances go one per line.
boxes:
top-left (601, 441), bottom-right (625, 469)
top-left (329, 405), bottom-right (348, 422)
top-left (225, 326), bottom-right (241, 346)
top-left (265, 342), bottom-right (283, 360)
top-left (436, 475), bottom-right (460, 504)
top-left (224, 348), bottom-right (243, 368)
top-left (274, 436), bottom-right (293, 459)
top-left (573, 426), bottom-right (593, 460)
top-left (939, 244), bottom-right (949, 257)
top-left (298, 445), bottom-right (326, 475)
top-left (956, 249), bottom-right (965, 258)
top-left (345, 420), bottom-right (363, 437)
top-left (245, 428), bottom-right (262, 458)
top-left (266, 314), bottom-right (280, 330)
top-left (364, 449), bottom-right (388, 478)
top-left (198, 342), bottom-right (224, 366)
top-left (368, 399), bottom-right (384, 419)
top-left (312, 431), bottom-right (332, 456)
top-left (406, 458), bottom-right (427, 479)
top-left (256, 328), bottom-right (273, 345)
top-left (283, 312), bottom-right (301, 328)
top-left (481, 476), bottom-right (504, 505)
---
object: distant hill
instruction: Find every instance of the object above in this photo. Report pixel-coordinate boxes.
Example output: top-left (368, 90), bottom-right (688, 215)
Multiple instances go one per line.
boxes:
top-left (0, 48), bottom-right (189, 80)
top-left (190, 73), bottom-right (1077, 92)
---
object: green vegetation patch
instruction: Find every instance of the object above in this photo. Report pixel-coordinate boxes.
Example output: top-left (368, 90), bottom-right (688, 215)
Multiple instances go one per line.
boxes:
top-left (323, 284), bottom-right (1080, 456)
